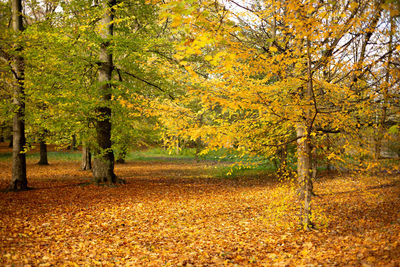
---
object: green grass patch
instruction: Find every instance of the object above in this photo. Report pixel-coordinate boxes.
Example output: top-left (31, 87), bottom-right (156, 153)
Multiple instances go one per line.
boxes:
top-left (211, 161), bottom-right (277, 179)
top-left (126, 147), bottom-right (197, 161)
top-left (0, 152), bottom-right (12, 161)
top-left (0, 151), bottom-right (81, 162)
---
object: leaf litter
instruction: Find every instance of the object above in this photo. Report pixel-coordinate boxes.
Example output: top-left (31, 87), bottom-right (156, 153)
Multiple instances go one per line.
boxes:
top-left (0, 160), bottom-right (399, 266)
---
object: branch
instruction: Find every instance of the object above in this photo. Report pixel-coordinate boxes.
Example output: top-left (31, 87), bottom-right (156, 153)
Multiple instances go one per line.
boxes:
top-left (261, 135), bottom-right (303, 148)
top-left (315, 128), bottom-right (340, 134)
top-left (115, 67), bottom-right (175, 100)
top-left (148, 49), bottom-right (209, 79)
top-left (0, 47), bottom-right (11, 62)
top-left (0, 48), bottom-right (19, 81)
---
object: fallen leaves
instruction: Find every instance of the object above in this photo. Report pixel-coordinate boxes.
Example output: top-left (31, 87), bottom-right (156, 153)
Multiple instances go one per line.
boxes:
top-left (0, 159), bottom-right (400, 266)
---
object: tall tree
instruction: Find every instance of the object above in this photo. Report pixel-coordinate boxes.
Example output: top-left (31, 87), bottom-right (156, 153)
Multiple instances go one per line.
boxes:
top-left (10, 0), bottom-right (27, 190)
top-left (159, 0), bottom-right (393, 229)
top-left (92, 0), bottom-right (117, 183)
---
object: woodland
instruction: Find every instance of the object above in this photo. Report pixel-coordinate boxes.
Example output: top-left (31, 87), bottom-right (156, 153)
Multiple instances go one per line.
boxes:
top-left (1, 0), bottom-right (400, 265)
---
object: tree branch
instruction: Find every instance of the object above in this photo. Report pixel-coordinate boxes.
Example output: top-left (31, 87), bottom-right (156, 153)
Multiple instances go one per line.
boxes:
top-left (115, 67), bottom-right (175, 100)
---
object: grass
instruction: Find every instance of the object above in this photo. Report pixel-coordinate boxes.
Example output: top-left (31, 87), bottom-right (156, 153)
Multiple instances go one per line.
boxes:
top-left (126, 147), bottom-right (197, 161)
top-left (211, 161), bottom-right (277, 179)
top-left (0, 144), bottom-right (283, 179)
top-left (0, 151), bottom-right (82, 162)
top-left (127, 148), bottom-right (282, 178)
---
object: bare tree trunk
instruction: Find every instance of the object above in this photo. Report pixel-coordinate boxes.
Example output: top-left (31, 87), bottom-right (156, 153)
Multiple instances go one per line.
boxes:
top-left (92, 0), bottom-right (117, 184)
top-left (81, 144), bottom-right (92, 170)
top-left (195, 136), bottom-right (202, 162)
top-left (71, 134), bottom-right (78, 151)
top-left (194, 113), bottom-right (204, 162)
top-left (296, 37), bottom-right (315, 230)
top-left (9, 0), bottom-right (27, 191)
top-left (38, 140), bottom-right (49, 165)
top-left (296, 125), bottom-right (313, 229)
top-left (0, 126), bottom-right (4, 142)
top-left (374, 15), bottom-right (393, 162)
top-left (8, 135), bottom-right (13, 148)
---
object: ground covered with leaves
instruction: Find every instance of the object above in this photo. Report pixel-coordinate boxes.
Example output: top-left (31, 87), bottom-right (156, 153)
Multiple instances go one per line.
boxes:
top-left (1, 156), bottom-right (400, 266)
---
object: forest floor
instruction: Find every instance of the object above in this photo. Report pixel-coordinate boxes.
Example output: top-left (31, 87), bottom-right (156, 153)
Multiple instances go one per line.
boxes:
top-left (0, 147), bottom-right (400, 266)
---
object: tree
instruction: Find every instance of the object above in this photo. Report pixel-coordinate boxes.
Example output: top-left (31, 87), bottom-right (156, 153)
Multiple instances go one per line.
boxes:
top-left (9, 0), bottom-right (28, 190)
top-left (91, 0), bottom-right (118, 183)
top-left (81, 142), bottom-right (92, 170)
top-left (37, 134), bottom-right (49, 165)
top-left (159, 0), bottom-right (395, 229)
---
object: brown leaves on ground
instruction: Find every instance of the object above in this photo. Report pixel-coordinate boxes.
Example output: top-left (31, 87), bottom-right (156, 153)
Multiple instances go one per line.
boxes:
top-left (0, 159), bottom-right (400, 266)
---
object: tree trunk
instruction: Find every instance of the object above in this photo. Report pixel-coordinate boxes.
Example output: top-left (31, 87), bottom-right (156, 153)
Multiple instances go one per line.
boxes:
top-left (71, 134), bottom-right (78, 151)
top-left (9, 0), bottom-right (28, 191)
top-left (296, 125), bottom-right (313, 229)
top-left (38, 140), bottom-right (49, 165)
top-left (0, 126), bottom-right (4, 142)
top-left (8, 135), bottom-right (13, 148)
top-left (296, 37), bottom-right (315, 230)
top-left (277, 144), bottom-right (288, 175)
top-left (195, 136), bottom-right (202, 162)
top-left (92, 0), bottom-right (117, 184)
top-left (81, 144), bottom-right (92, 170)
top-left (374, 15), bottom-right (393, 163)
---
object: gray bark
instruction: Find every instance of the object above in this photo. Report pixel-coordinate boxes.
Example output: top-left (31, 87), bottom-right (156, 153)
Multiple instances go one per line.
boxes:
top-left (81, 144), bottom-right (92, 170)
top-left (296, 37), bottom-right (315, 230)
top-left (9, 0), bottom-right (28, 190)
top-left (296, 125), bottom-right (313, 229)
top-left (92, 0), bottom-right (117, 184)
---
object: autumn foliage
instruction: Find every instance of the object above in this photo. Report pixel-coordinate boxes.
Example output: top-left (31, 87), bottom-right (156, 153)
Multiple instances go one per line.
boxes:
top-left (1, 148), bottom-right (400, 265)
top-left (1, 0), bottom-right (400, 264)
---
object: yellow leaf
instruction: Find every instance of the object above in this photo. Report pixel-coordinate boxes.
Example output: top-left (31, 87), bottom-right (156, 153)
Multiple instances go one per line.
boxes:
top-left (204, 55), bottom-right (213, 61)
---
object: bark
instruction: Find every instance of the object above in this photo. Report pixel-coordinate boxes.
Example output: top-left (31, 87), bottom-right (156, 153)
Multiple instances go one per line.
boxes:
top-left (296, 37), bottom-right (315, 230)
top-left (92, 0), bottom-right (117, 184)
top-left (81, 144), bottom-right (92, 170)
top-left (276, 144), bottom-right (288, 176)
top-left (195, 136), bottom-right (202, 162)
top-left (296, 125), bottom-right (313, 229)
top-left (9, 0), bottom-right (28, 191)
top-left (71, 134), bottom-right (78, 151)
top-left (351, 4), bottom-right (382, 91)
top-left (195, 113), bottom-right (204, 162)
top-left (374, 16), bottom-right (393, 162)
top-left (37, 140), bottom-right (49, 165)
top-left (174, 136), bottom-right (180, 155)
top-left (8, 136), bottom-right (13, 148)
